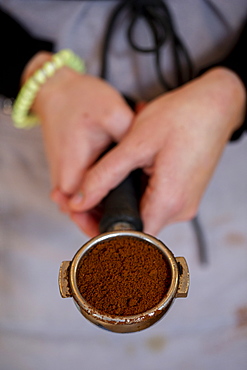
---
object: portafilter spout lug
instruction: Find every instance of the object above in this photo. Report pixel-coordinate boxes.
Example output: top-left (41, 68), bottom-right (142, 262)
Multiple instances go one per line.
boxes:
top-left (175, 257), bottom-right (190, 298)
top-left (59, 261), bottom-right (72, 298)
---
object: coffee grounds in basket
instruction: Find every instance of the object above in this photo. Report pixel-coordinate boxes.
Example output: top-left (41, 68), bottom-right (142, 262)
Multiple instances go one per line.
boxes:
top-left (76, 236), bottom-right (171, 316)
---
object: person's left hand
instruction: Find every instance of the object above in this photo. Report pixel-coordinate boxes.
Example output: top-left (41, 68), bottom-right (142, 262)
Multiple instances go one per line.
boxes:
top-left (21, 52), bottom-right (135, 233)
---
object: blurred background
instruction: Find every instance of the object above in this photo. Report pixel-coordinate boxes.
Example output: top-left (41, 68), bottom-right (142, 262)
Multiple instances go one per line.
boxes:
top-left (0, 106), bottom-right (247, 370)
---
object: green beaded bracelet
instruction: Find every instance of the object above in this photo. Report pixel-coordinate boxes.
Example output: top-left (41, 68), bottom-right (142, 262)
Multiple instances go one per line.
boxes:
top-left (12, 49), bottom-right (86, 129)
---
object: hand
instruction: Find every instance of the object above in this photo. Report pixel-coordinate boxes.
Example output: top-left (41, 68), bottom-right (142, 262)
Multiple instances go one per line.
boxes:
top-left (68, 67), bottom-right (246, 236)
top-left (24, 53), bottom-right (134, 216)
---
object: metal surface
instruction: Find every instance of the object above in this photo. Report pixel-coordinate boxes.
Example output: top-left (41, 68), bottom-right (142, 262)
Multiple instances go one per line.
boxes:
top-left (59, 230), bottom-right (190, 333)
top-left (59, 261), bottom-right (71, 298)
top-left (175, 257), bottom-right (190, 297)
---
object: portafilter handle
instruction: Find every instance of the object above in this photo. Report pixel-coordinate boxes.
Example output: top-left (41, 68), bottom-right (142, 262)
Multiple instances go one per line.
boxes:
top-left (99, 169), bottom-right (143, 233)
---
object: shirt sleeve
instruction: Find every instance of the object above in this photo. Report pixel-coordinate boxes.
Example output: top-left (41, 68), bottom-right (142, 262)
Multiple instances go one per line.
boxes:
top-left (221, 19), bottom-right (247, 141)
top-left (0, 7), bottom-right (54, 99)
top-left (198, 19), bottom-right (247, 141)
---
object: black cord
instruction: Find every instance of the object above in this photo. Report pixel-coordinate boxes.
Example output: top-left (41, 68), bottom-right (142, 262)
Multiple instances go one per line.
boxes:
top-left (100, 0), bottom-right (127, 80)
top-left (191, 216), bottom-right (208, 264)
top-left (100, 0), bottom-right (194, 91)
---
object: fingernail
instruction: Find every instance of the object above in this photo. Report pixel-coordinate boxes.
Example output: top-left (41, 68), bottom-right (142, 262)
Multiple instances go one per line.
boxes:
top-left (70, 191), bottom-right (84, 207)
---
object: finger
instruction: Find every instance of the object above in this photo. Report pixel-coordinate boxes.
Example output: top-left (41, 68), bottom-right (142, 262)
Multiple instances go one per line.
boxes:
top-left (68, 136), bottom-right (149, 212)
top-left (70, 211), bottom-right (101, 237)
top-left (50, 188), bottom-right (70, 213)
top-left (57, 136), bottom-right (111, 196)
top-left (140, 174), bottom-right (171, 236)
top-left (140, 151), bottom-right (197, 235)
top-left (104, 102), bottom-right (134, 142)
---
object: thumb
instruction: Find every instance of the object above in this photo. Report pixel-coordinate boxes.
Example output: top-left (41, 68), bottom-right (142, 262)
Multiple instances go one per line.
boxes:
top-left (140, 181), bottom-right (168, 236)
top-left (140, 172), bottom-right (175, 236)
top-left (68, 140), bottom-right (143, 212)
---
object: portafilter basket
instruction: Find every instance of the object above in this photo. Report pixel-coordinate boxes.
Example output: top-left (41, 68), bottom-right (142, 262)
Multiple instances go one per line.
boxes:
top-left (59, 170), bottom-right (189, 333)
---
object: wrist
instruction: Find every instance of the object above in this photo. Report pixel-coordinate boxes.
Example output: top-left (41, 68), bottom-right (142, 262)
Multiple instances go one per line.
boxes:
top-left (205, 67), bottom-right (246, 134)
top-left (21, 51), bottom-right (53, 84)
top-left (197, 67), bottom-right (246, 141)
top-left (32, 65), bottom-right (79, 115)
top-left (12, 49), bottom-right (85, 129)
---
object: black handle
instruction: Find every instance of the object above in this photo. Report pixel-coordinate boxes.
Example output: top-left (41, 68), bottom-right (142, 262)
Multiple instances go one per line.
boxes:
top-left (99, 95), bottom-right (143, 233)
top-left (99, 169), bottom-right (143, 233)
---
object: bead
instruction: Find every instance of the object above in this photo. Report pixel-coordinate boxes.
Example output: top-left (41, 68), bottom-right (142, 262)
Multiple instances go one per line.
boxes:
top-left (11, 49), bottom-right (85, 129)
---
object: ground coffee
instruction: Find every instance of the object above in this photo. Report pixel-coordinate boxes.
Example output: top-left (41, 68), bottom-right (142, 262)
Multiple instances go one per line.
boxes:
top-left (76, 236), bottom-right (171, 317)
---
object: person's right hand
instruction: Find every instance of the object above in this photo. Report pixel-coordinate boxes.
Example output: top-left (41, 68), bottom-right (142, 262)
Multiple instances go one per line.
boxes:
top-left (23, 52), bottom-right (134, 211)
top-left (67, 67), bottom-right (246, 236)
